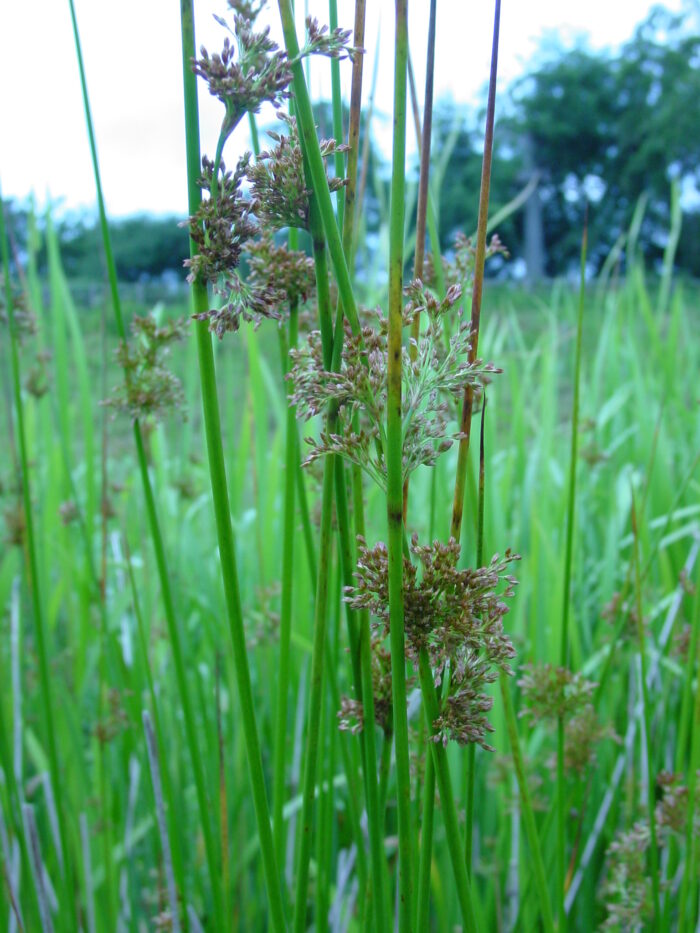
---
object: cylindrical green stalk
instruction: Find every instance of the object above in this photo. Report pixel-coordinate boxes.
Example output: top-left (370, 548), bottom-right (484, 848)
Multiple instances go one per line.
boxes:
top-left (556, 218), bottom-right (587, 931)
top-left (292, 445), bottom-right (337, 932)
top-left (328, 0), bottom-right (346, 233)
top-left (417, 651), bottom-right (477, 932)
top-left (387, 4), bottom-right (414, 929)
top-left (179, 2), bottom-right (287, 929)
top-left (68, 1), bottom-right (225, 920)
top-left (415, 715), bottom-right (436, 929)
top-left (277, 0), bottom-right (361, 336)
top-left (465, 401), bottom-right (488, 874)
top-left (406, 9), bottom-right (439, 918)
top-left (499, 673), bottom-right (556, 932)
top-left (272, 291), bottom-right (300, 870)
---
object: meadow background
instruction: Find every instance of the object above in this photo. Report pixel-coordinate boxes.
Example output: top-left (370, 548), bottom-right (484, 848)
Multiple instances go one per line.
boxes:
top-left (1, 1), bottom-right (700, 931)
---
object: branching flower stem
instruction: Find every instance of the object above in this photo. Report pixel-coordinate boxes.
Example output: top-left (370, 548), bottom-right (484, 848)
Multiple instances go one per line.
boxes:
top-left (179, 3), bottom-right (287, 929)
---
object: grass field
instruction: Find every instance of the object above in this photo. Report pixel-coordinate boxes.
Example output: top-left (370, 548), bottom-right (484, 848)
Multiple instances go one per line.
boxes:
top-left (2, 1), bottom-right (700, 930)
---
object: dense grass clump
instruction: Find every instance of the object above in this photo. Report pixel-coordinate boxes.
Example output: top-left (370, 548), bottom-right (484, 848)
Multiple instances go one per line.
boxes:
top-left (1, 1), bottom-right (699, 930)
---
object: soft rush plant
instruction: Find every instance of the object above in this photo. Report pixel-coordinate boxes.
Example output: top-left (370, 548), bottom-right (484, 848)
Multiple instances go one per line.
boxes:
top-left (3, 0), bottom-right (700, 929)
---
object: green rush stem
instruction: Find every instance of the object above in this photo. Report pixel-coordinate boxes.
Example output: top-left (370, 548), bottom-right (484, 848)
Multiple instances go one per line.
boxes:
top-left (556, 217), bottom-right (587, 932)
top-left (273, 297), bottom-right (300, 872)
top-left (71, 0), bottom-right (227, 919)
top-left (247, 119), bottom-right (298, 878)
top-left (678, 560), bottom-right (700, 931)
top-left (277, 0), bottom-right (362, 337)
top-left (180, 2), bottom-right (287, 928)
top-left (500, 673), bottom-right (556, 933)
top-left (403, 0), bottom-right (437, 524)
top-left (450, 0), bottom-right (501, 542)
top-left (631, 494), bottom-right (661, 926)
top-left (2, 185), bottom-right (77, 928)
top-left (328, 0), bottom-right (345, 233)
top-left (403, 10), bottom-right (441, 914)
top-left (378, 731), bottom-right (393, 823)
top-left (293, 448), bottom-right (337, 933)
top-left (418, 651), bottom-right (478, 932)
top-left (332, 5), bottom-right (391, 925)
top-left (124, 537), bottom-right (188, 926)
top-left (415, 743), bottom-right (436, 931)
top-left (465, 400), bottom-right (488, 875)
top-left (336, 457), bottom-right (391, 930)
top-left (289, 108), bottom-right (351, 933)
top-left (387, 2), bottom-right (414, 928)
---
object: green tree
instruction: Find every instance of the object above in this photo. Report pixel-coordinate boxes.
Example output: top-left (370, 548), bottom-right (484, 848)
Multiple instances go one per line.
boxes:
top-left (500, 5), bottom-right (700, 276)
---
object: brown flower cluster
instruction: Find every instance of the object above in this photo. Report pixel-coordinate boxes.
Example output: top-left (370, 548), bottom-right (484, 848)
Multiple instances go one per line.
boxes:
top-left (601, 771), bottom-right (700, 928)
top-left (301, 17), bottom-right (361, 62)
top-left (193, 8), bottom-right (291, 146)
top-left (338, 639), bottom-right (394, 737)
top-left (248, 114), bottom-right (348, 231)
top-left (424, 232), bottom-right (509, 293)
top-left (104, 313), bottom-right (187, 422)
top-left (245, 234), bottom-right (316, 308)
top-left (518, 664), bottom-right (615, 775)
top-left (289, 284), bottom-right (500, 489)
top-left (186, 155), bottom-right (257, 286)
top-left (346, 535), bottom-right (518, 751)
top-left (0, 278), bottom-right (36, 343)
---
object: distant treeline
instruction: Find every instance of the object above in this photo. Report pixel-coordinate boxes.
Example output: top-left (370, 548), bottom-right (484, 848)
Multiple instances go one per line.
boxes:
top-left (5, 5), bottom-right (699, 283)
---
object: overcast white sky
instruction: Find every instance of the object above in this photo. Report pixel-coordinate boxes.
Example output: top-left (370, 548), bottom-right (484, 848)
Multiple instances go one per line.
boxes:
top-left (0, 0), bottom-right (688, 218)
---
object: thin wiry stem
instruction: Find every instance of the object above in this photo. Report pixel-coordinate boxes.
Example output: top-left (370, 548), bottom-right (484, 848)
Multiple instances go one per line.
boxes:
top-left (273, 295), bottom-right (299, 870)
top-left (336, 1), bottom-right (391, 924)
top-left (465, 400), bottom-right (488, 875)
top-left (450, 0), bottom-right (501, 542)
top-left (68, 1), bottom-right (221, 921)
top-left (143, 712), bottom-right (181, 933)
top-left (387, 3), bottom-right (414, 928)
top-left (403, 0), bottom-right (437, 524)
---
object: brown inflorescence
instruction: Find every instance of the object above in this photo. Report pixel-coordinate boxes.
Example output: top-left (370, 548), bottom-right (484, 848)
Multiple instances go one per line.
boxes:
top-left (289, 283), bottom-right (500, 490)
top-left (346, 534), bottom-right (518, 751)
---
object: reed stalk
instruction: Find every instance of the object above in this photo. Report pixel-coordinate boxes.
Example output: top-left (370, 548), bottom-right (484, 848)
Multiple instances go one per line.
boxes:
top-left (67, 2), bottom-right (226, 921)
top-left (386, 2), bottom-right (414, 927)
top-left (179, 2), bottom-right (287, 928)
